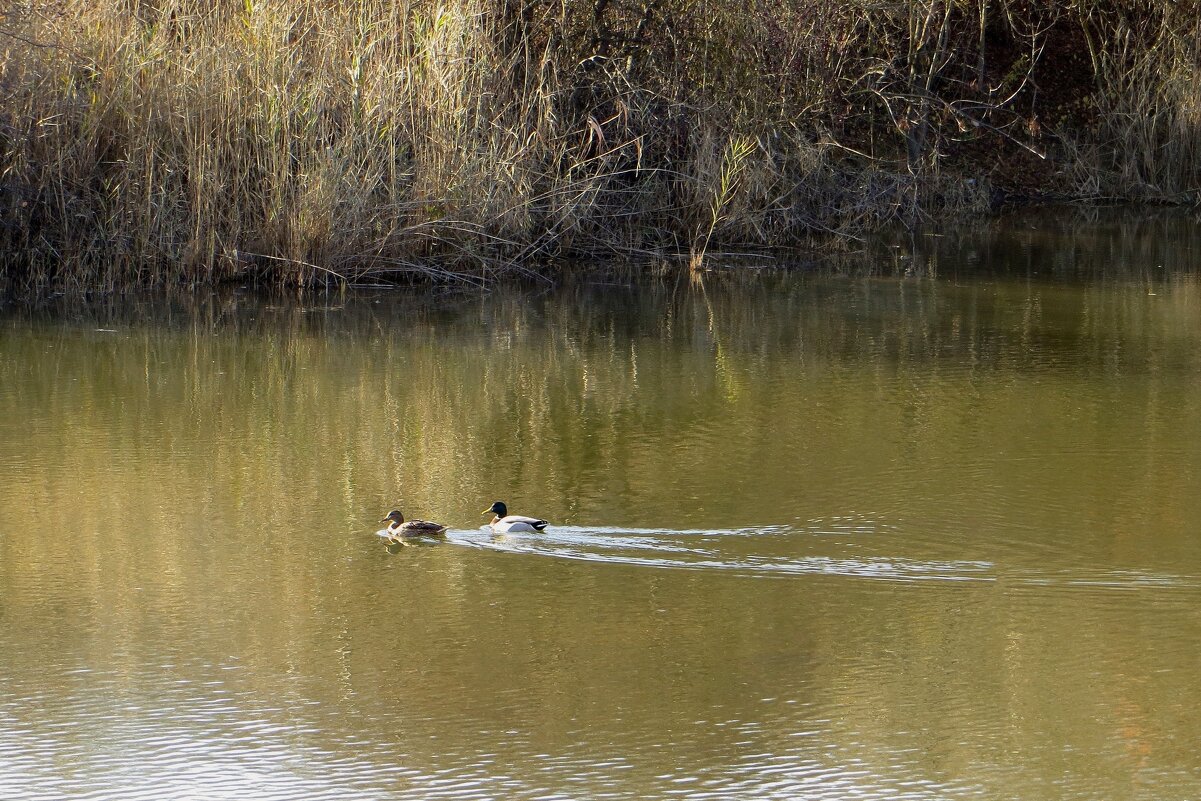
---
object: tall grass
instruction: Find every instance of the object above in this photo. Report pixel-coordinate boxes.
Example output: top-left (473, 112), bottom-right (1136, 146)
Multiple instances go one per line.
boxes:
top-left (0, 0), bottom-right (1198, 292)
top-left (1073, 2), bottom-right (1201, 200)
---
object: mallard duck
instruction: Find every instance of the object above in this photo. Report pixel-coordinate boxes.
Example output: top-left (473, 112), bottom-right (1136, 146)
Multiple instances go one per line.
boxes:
top-left (482, 501), bottom-right (548, 533)
top-left (380, 510), bottom-right (448, 538)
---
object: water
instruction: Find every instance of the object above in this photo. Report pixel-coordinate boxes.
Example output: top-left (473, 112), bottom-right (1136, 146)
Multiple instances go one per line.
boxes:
top-left (4, 210), bottom-right (1201, 799)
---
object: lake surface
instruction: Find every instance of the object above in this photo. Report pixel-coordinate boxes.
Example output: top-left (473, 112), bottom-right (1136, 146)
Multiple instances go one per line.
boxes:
top-left (3, 210), bottom-right (1201, 799)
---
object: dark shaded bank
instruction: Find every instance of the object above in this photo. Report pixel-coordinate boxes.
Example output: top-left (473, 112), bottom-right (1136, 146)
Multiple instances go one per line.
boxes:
top-left (2, 0), bottom-right (1199, 295)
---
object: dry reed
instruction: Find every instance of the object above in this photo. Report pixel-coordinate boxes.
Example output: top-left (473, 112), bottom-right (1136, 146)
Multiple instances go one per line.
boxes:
top-left (0, 0), bottom-right (1198, 293)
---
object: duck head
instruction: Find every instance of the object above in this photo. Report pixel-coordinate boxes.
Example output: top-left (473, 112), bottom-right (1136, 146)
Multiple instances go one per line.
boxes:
top-left (381, 510), bottom-right (405, 524)
top-left (482, 501), bottom-right (507, 518)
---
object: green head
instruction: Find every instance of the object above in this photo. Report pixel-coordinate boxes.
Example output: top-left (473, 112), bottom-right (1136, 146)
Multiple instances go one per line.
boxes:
top-left (482, 501), bottom-right (507, 517)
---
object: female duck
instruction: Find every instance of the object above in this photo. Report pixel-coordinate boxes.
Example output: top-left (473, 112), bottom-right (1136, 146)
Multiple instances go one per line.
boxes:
top-left (483, 501), bottom-right (548, 533)
top-left (380, 510), bottom-right (448, 539)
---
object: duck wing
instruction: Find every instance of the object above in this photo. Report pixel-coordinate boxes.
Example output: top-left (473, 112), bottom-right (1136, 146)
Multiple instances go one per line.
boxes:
top-left (387, 520), bottom-right (447, 537)
top-left (501, 514), bottom-right (549, 531)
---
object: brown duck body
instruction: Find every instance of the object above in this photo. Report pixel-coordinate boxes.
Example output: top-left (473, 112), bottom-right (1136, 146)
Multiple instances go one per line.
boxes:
top-left (380, 510), bottom-right (448, 538)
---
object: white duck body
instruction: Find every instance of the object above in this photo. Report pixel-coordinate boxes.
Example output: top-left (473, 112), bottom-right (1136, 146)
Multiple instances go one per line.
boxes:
top-left (490, 514), bottom-right (549, 533)
top-left (483, 501), bottom-right (548, 533)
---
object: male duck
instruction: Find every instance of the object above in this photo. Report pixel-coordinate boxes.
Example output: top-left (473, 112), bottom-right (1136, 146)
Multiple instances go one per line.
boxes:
top-left (380, 510), bottom-right (448, 538)
top-left (483, 501), bottom-right (549, 533)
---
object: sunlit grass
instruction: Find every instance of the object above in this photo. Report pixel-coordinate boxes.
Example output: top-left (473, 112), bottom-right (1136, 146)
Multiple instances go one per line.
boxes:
top-left (1, 0), bottom-right (1197, 292)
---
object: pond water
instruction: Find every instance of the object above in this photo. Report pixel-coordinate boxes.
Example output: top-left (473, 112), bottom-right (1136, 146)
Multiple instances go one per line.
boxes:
top-left (3, 210), bottom-right (1201, 800)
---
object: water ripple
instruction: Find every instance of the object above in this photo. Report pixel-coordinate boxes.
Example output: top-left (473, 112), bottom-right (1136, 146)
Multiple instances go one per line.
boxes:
top-left (440, 525), bottom-right (993, 582)
top-left (402, 525), bottom-right (1201, 592)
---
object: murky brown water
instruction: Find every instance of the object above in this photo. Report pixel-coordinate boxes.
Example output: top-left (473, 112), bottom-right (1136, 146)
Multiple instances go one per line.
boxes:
top-left (3, 210), bottom-right (1201, 799)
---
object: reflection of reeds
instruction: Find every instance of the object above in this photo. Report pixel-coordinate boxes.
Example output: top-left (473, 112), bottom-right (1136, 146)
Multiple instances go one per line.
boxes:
top-left (5, 258), bottom-right (1201, 667)
top-left (6, 265), bottom-right (1201, 786)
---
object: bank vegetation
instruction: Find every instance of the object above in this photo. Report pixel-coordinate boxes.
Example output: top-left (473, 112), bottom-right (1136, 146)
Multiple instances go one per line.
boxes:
top-left (1, 0), bottom-right (1199, 291)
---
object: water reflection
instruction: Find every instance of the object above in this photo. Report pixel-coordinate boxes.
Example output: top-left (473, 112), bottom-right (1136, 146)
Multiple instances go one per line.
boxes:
top-left (3, 209), bottom-right (1201, 799)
